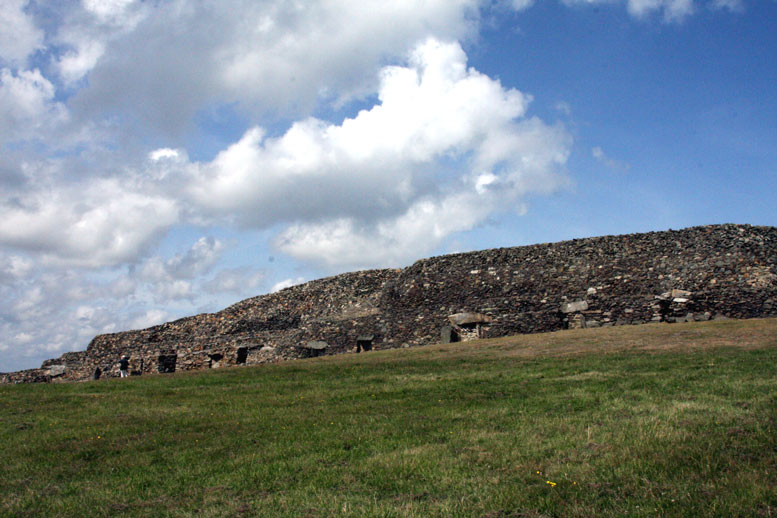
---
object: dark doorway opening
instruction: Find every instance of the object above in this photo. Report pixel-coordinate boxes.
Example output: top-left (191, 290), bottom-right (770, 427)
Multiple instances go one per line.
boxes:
top-left (208, 353), bottom-right (224, 369)
top-left (356, 335), bottom-right (374, 352)
top-left (157, 354), bottom-right (177, 373)
top-left (236, 347), bottom-right (248, 364)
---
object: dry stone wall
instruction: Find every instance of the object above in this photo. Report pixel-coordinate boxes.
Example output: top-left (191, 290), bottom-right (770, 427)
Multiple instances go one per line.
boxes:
top-left (3, 224), bottom-right (776, 384)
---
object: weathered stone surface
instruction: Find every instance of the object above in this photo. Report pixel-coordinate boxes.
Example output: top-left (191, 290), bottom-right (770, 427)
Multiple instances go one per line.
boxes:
top-left (448, 313), bottom-right (492, 326)
top-left (47, 365), bottom-right (67, 377)
top-left (560, 301), bottom-right (589, 314)
top-left (4, 224), bottom-right (777, 384)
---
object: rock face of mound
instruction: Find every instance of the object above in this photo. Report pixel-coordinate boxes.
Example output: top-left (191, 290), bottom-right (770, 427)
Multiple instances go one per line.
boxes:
top-left (4, 224), bottom-right (776, 383)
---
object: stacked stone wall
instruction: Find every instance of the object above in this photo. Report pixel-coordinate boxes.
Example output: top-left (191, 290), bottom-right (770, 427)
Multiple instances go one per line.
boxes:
top-left (4, 224), bottom-right (776, 383)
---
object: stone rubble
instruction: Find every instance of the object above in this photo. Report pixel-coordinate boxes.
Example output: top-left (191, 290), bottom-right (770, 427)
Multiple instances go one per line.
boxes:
top-left (2, 224), bottom-right (776, 384)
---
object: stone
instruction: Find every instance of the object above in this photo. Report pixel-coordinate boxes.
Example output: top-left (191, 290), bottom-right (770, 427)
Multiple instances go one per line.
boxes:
top-left (6, 223), bottom-right (777, 384)
top-left (560, 300), bottom-right (589, 314)
top-left (448, 313), bottom-right (492, 326)
top-left (47, 365), bottom-right (66, 377)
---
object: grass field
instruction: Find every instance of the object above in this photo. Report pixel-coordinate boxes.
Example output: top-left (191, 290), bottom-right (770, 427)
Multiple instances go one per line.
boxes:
top-left (2, 318), bottom-right (776, 517)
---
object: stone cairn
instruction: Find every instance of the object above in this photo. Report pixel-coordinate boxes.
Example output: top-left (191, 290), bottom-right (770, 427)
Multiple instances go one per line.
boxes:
top-left (2, 224), bottom-right (775, 384)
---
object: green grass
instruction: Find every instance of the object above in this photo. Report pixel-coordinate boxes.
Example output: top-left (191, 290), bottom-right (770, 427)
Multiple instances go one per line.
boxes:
top-left (2, 318), bottom-right (776, 517)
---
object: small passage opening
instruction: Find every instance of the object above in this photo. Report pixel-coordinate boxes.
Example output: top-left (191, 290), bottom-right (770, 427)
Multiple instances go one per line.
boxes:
top-left (236, 347), bottom-right (248, 364)
top-left (208, 353), bottom-right (224, 369)
top-left (157, 354), bottom-right (177, 373)
top-left (356, 335), bottom-right (374, 352)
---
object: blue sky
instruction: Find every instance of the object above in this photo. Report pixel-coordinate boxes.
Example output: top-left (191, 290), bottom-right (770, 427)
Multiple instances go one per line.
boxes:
top-left (1, 0), bottom-right (775, 372)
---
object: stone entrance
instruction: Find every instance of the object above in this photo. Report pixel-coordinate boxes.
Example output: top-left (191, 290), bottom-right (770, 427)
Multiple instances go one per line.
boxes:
top-left (446, 313), bottom-right (492, 342)
top-left (208, 353), bottom-right (224, 368)
top-left (356, 335), bottom-right (373, 352)
top-left (157, 354), bottom-right (177, 373)
top-left (303, 341), bottom-right (328, 358)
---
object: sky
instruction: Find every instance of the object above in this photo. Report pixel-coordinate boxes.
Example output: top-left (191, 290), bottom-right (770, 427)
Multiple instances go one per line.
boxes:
top-left (1, 0), bottom-right (776, 372)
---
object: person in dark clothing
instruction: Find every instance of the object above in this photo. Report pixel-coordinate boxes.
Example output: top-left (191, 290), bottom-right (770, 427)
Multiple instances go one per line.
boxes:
top-left (119, 356), bottom-right (130, 378)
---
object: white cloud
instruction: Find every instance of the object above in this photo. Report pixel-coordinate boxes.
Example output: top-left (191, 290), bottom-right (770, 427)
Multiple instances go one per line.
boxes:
top-left (52, 0), bottom-right (148, 86)
top-left (82, 0), bottom-right (138, 23)
top-left (275, 191), bottom-right (494, 269)
top-left (592, 146), bottom-right (630, 171)
top-left (558, 0), bottom-right (698, 21)
top-left (511, 0), bottom-right (537, 9)
top-left (57, 39), bottom-right (105, 85)
top-left (0, 177), bottom-right (179, 267)
top-left (179, 39), bottom-right (570, 268)
top-left (129, 309), bottom-right (169, 330)
top-left (157, 279), bottom-right (193, 301)
top-left (149, 148), bottom-right (181, 161)
top-left (0, 68), bottom-right (68, 140)
top-left (709, 0), bottom-right (742, 11)
top-left (555, 101), bottom-right (572, 116)
top-left (188, 40), bottom-right (539, 217)
top-left (270, 277), bottom-right (306, 293)
top-left (64, 0), bottom-right (481, 137)
top-left (137, 237), bottom-right (223, 302)
top-left (206, 267), bottom-right (266, 295)
top-left (165, 237), bottom-right (224, 279)
top-left (0, 0), bottom-right (44, 65)
top-left (0, 254), bottom-right (32, 280)
top-left (110, 276), bottom-right (136, 297)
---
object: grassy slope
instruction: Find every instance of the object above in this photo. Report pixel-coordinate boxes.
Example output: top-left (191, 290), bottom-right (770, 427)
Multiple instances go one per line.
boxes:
top-left (1, 318), bottom-right (776, 517)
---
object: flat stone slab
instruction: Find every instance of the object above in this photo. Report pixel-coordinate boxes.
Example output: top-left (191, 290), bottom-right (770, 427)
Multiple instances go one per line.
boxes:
top-left (560, 300), bottom-right (589, 313)
top-left (448, 312), bottom-right (492, 326)
top-left (47, 365), bottom-right (67, 377)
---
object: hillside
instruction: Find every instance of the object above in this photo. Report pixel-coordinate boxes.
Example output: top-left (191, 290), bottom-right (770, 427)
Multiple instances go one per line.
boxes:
top-left (4, 223), bottom-right (776, 383)
top-left (1, 318), bottom-right (776, 517)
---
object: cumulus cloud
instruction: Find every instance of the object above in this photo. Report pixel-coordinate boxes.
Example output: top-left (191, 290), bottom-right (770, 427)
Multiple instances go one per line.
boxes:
top-left (149, 148), bottom-right (181, 161)
top-left (82, 0), bottom-right (139, 23)
top-left (0, 254), bottom-right (33, 281)
top-left (137, 237), bottom-right (224, 302)
top-left (0, 265), bottom-right (111, 369)
top-left (0, 239), bottom-right (228, 371)
top-left (182, 39), bottom-right (569, 267)
top-left (57, 39), bottom-right (105, 85)
top-left (554, 0), bottom-right (706, 21)
top-left (0, 68), bottom-right (68, 140)
top-left (0, 0), bottom-right (44, 65)
top-left (129, 309), bottom-right (169, 330)
top-left (270, 277), bottom-right (306, 294)
top-left (511, 0), bottom-right (537, 9)
top-left (0, 177), bottom-right (179, 267)
top-left (64, 0), bottom-right (481, 137)
top-left (709, 0), bottom-right (742, 11)
top-left (188, 38), bottom-right (530, 224)
top-left (163, 237), bottom-right (224, 279)
top-left (205, 267), bottom-right (266, 295)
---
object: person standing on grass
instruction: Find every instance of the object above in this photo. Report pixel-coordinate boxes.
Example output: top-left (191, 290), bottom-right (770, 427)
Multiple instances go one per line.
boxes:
top-left (119, 356), bottom-right (130, 378)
